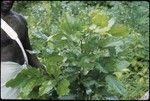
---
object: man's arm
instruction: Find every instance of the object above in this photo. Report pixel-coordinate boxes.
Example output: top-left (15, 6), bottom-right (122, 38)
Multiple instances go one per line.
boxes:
top-left (19, 15), bottom-right (43, 68)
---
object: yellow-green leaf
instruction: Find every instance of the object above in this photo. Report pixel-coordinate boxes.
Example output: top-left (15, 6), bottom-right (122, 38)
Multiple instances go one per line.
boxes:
top-left (109, 24), bottom-right (129, 37)
top-left (92, 12), bottom-right (109, 27)
top-left (56, 79), bottom-right (70, 96)
top-left (39, 81), bottom-right (54, 96)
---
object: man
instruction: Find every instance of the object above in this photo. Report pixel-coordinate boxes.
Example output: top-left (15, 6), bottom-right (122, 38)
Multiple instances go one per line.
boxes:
top-left (1, 0), bottom-right (43, 99)
top-left (1, 1), bottom-right (42, 67)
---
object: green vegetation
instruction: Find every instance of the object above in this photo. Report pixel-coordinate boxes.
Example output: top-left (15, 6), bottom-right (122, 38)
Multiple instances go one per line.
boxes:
top-left (7, 1), bottom-right (149, 100)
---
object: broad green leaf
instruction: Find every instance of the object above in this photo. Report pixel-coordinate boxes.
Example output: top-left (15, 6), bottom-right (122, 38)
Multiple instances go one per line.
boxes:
top-left (6, 67), bottom-right (43, 94)
top-left (48, 34), bottom-right (69, 49)
top-left (60, 14), bottom-right (72, 34)
top-left (46, 53), bottom-right (64, 64)
top-left (60, 13), bottom-right (82, 34)
top-left (99, 57), bottom-right (116, 72)
top-left (19, 77), bottom-right (45, 99)
top-left (19, 76), bottom-right (45, 98)
top-left (6, 72), bottom-right (26, 88)
top-left (78, 56), bottom-right (95, 73)
top-left (92, 18), bottom-right (115, 34)
top-left (26, 67), bottom-right (42, 77)
top-left (91, 12), bottom-right (109, 27)
top-left (105, 75), bottom-right (127, 96)
top-left (116, 60), bottom-right (130, 71)
top-left (46, 65), bottom-right (62, 78)
top-left (39, 81), bottom-right (54, 96)
top-left (56, 79), bottom-right (70, 96)
top-left (95, 63), bottom-right (108, 73)
top-left (6, 69), bottom-right (32, 88)
top-left (20, 79), bottom-right (37, 97)
top-left (109, 24), bottom-right (129, 37)
top-left (27, 86), bottom-right (40, 99)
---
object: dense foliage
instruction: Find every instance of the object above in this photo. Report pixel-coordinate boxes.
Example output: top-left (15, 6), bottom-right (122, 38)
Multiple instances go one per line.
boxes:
top-left (7, 1), bottom-right (149, 100)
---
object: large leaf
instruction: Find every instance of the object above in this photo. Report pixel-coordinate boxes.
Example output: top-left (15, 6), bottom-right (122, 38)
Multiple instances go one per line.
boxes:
top-left (60, 13), bottom-right (82, 34)
top-left (46, 65), bottom-right (62, 78)
top-left (6, 67), bottom-right (43, 98)
top-left (56, 79), bottom-right (70, 96)
top-left (105, 75), bottom-right (127, 97)
top-left (6, 70), bottom-right (27, 88)
top-left (99, 57), bottom-right (116, 72)
top-left (91, 11), bottom-right (109, 27)
top-left (95, 63), bottom-right (108, 73)
top-left (77, 56), bottom-right (95, 75)
top-left (5, 67), bottom-right (41, 88)
top-left (109, 24), bottom-right (129, 37)
top-left (39, 81), bottom-right (54, 96)
top-left (116, 60), bottom-right (130, 71)
top-left (20, 79), bottom-right (37, 97)
top-left (46, 53), bottom-right (64, 64)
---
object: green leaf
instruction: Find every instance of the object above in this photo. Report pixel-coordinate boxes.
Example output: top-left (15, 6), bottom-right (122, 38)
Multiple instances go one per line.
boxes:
top-left (99, 57), bottom-right (116, 72)
top-left (6, 69), bottom-right (30, 88)
top-left (105, 75), bottom-right (127, 97)
top-left (20, 77), bottom-right (45, 99)
top-left (28, 86), bottom-right (40, 99)
top-left (20, 79), bottom-right (37, 97)
top-left (91, 11), bottom-right (109, 27)
top-left (46, 53), bottom-right (64, 65)
top-left (39, 81), bottom-right (54, 96)
top-left (78, 56), bottom-right (95, 73)
top-left (56, 79), bottom-right (70, 96)
top-left (6, 67), bottom-right (44, 98)
top-left (95, 63), bottom-right (108, 73)
top-left (116, 60), bottom-right (130, 71)
top-left (60, 13), bottom-right (82, 34)
top-left (109, 24), bottom-right (129, 37)
top-left (46, 65), bottom-right (62, 78)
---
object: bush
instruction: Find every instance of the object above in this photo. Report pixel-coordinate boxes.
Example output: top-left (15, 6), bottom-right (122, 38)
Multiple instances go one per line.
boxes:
top-left (7, 1), bottom-right (149, 100)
